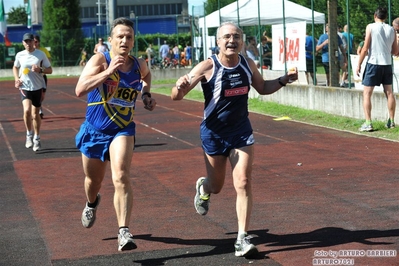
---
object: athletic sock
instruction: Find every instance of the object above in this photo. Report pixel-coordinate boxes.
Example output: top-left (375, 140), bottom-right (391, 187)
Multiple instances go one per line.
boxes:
top-left (200, 185), bottom-right (210, 198)
top-left (119, 227), bottom-right (129, 234)
top-left (237, 232), bottom-right (247, 240)
top-left (87, 195), bottom-right (99, 208)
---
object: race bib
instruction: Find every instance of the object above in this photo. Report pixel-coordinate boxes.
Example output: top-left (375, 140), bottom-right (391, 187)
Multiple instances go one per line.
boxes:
top-left (107, 82), bottom-right (142, 107)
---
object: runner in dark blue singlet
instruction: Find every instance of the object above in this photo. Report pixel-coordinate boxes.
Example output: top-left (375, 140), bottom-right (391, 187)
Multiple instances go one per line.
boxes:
top-left (171, 22), bottom-right (298, 257)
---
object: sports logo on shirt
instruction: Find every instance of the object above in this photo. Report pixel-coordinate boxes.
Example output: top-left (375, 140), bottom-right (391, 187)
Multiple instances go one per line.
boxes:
top-left (224, 86), bottom-right (248, 97)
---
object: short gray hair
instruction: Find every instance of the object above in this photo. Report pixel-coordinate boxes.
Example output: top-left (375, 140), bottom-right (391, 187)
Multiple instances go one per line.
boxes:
top-left (216, 22), bottom-right (243, 39)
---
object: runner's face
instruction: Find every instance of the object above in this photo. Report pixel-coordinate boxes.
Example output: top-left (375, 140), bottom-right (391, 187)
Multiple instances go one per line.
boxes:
top-left (23, 39), bottom-right (35, 52)
top-left (109, 24), bottom-right (134, 56)
top-left (217, 24), bottom-right (243, 56)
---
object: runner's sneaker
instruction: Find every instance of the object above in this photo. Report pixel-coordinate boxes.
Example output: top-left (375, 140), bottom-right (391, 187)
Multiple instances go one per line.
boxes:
top-left (118, 228), bottom-right (137, 251)
top-left (359, 122), bottom-right (373, 132)
top-left (33, 138), bottom-right (41, 151)
top-left (25, 135), bottom-right (33, 148)
top-left (386, 119), bottom-right (395, 129)
top-left (234, 235), bottom-right (258, 257)
top-left (194, 177), bottom-right (210, 215)
top-left (81, 194), bottom-right (101, 228)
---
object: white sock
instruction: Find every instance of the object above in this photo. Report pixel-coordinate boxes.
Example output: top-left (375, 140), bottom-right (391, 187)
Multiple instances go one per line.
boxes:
top-left (27, 131), bottom-right (33, 136)
top-left (200, 185), bottom-right (209, 197)
top-left (34, 135), bottom-right (40, 140)
top-left (237, 232), bottom-right (247, 240)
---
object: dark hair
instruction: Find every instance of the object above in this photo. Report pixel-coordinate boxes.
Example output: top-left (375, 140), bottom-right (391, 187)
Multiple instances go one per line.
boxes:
top-left (375, 7), bottom-right (388, 20)
top-left (34, 35), bottom-right (40, 42)
top-left (109, 17), bottom-right (134, 36)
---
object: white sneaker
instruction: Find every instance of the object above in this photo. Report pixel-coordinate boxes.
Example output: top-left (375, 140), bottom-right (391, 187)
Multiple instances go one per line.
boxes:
top-left (25, 135), bottom-right (33, 148)
top-left (33, 139), bottom-right (41, 151)
top-left (118, 228), bottom-right (137, 251)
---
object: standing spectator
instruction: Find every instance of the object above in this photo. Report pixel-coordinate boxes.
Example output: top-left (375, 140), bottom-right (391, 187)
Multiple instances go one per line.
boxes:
top-left (146, 44), bottom-right (155, 66)
top-left (159, 40), bottom-right (170, 60)
top-left (34, 35), bottom-right (51, 119)
top-left (357, 33), bottom-right (366, 55)
top-left (184, 42), bottom-right (192, 66)
top-left (12, 33), bottom-right (52, 151)
top-left (356, 7), bottom-right (399, 132)
top-left (245, 36), bottom-right (259, 64)
top-left (171, 22), bottom-right (298, 257)
top-left (305, 33), bottom-right (317, 84)
top-left (93, 38), bottom-right (109, 54)
top-left (316, 24), bottom-right (347, 86)
top-left (173, 45), bottom-right (180, 61)
top-left (258, 35), bottom-right (272, 69)
top-left (75, 17), bottom-right (157, 251)
top-left (341, 25), bottom-right (354, 87)
top-left (79, 48), bottom-right (87, 66)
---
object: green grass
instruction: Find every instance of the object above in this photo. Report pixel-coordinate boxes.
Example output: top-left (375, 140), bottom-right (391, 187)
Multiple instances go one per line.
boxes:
top-left (152, 85), bottom-right (399, 142)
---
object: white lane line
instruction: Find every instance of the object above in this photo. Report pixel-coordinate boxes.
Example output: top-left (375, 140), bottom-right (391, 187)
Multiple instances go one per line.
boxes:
top-left (136, 120), bottom-right (197, 147)
top-left (0, 122), bottom-right (17, 162)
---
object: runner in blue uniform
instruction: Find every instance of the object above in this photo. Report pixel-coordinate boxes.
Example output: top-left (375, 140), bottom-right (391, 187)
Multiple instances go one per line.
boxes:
top-left (75, 17), bottom-right (156, 252)
top-left (171, 22), bottom-right (298, 257)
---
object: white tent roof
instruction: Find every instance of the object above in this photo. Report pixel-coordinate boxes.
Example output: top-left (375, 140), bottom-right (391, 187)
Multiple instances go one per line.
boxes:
top-left (198, 0), bottom-right (325, 29)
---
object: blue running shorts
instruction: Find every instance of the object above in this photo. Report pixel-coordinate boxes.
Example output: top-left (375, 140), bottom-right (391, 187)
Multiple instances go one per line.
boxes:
top-left (201, 131), bottom-right (254, 156)
top-left (75, 120), bottom-right (136, 161)
top-left (362, 63), bottom-right (393, 86)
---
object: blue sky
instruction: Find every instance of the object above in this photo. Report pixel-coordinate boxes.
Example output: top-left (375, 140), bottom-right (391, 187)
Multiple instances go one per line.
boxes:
top-left (4, 0), bottom-right (206, 14)
top-left (4, 0), bottom-right (24, 13)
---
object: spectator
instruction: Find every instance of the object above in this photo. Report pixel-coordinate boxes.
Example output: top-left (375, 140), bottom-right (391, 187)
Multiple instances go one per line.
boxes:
top-left (341, 25), bottom-right (354, 87)
top-left (258, 36), bottom-right (272, 69)
top-left (159, 40), bottom-right (170, 60)
top-left (184, 42), bottom-right (192, 66)
top-left (245, 36), bottom-right (259, 65)
top-left (316, 24), bottom-right (347, 86)
top-left (93, 38), bottom-right (109, 54)
top-left (305, 33), bottom-right (317, 84)
top-left (356, 7), bottom-right (399, 132)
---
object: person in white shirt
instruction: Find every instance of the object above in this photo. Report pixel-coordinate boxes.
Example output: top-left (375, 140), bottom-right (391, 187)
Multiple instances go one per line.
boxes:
top-left (13, 33), bottom-right (52, 151)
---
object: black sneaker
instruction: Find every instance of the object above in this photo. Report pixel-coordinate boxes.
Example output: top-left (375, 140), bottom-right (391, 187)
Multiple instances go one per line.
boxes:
top-left (386, 119), bottom-right (395, 129)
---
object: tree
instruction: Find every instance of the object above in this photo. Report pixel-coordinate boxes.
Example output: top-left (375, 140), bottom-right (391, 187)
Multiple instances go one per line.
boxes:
top-left (40, 0), bottom-right (84, 66)
top-left (7, 6), bottom-right (27, 25)
top-left (292, 0), bottom-right (399, 46)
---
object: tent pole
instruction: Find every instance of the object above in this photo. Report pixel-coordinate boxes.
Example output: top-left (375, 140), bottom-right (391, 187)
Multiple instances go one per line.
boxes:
top-left (257, 0), bottom-right (262, 73)
top-left (282, 0), bottom-right (287, 72)
top-left (311, 0), bottom-right (316, 85)
top-left (237, 0), bottom-right (240, 27)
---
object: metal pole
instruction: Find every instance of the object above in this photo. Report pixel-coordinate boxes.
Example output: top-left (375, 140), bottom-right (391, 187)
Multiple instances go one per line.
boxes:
top-left (311, 0), bottom-right (316, 85)
top-left (237, 0), bottom-right (240, 27)
top-left (257, 0), bottom-right (262, 72)
top-left (346, 0), bottom-right (351, 88)
top-left (218, 0), bottom-right (221, 25)
top-left (282, 0), bottom-right (287, 72)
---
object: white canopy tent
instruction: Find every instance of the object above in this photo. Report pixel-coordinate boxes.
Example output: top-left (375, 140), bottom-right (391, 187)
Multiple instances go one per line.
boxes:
top-left (198, 0), bottom-right (325, 29)
top-left (197, 0), bottom-right (325, 59)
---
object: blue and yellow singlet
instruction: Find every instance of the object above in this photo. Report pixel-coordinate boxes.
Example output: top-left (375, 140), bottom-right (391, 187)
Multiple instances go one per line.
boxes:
top-left (85, 52), bottom-right (142, 132)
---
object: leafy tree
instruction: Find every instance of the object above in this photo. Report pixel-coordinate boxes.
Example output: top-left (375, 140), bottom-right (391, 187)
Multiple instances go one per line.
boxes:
top-left (40, 0), bottom-right (84, 66)
top-left (292, 0), bottom-right (399, 46)
top-left (203, 0), bottom-right (399, 47)
top-left (7, 6), bottom-right (27, 25)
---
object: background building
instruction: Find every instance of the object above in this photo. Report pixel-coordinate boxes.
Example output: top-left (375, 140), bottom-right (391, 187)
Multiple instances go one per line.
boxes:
top-left (3, 0), bottom-right (190, 43)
